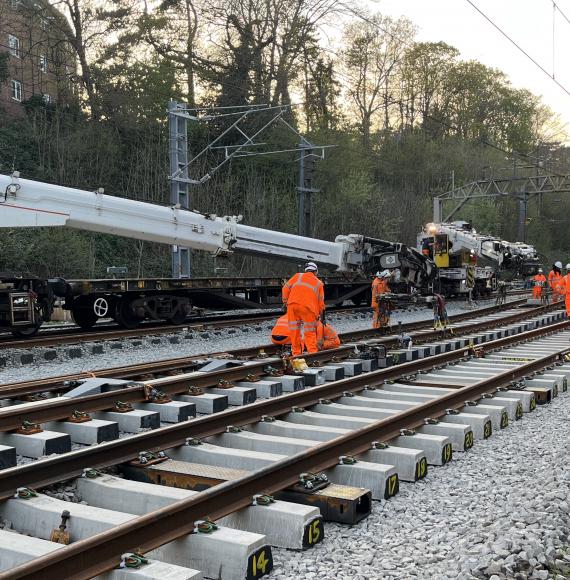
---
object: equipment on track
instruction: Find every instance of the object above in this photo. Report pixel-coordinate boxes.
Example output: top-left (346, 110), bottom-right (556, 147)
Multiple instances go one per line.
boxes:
top-left (418, 221), bottom-right (541, 297)
top-left (0, 172), bottom-right (435, 336)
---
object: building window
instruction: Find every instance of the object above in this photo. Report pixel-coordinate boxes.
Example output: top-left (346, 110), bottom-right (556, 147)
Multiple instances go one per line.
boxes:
top-left (8, 35), bottom-right (20, 58)
top-left (11, 80), bottom-right (22, 102)
top-left (42, 93), bottom-right (51, 104)
top-left (39, 54), bottom-right (48, 73)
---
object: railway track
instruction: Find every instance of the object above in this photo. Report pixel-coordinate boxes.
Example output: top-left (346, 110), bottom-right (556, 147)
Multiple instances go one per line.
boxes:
top-left (0, 302), bottom-right (566, 579)
top-left (0, 297), bottom-right (534, 403)
top-left (0, 290), bottom-right (530, 351)
top-left (0, 306), bottom-right (370, 351)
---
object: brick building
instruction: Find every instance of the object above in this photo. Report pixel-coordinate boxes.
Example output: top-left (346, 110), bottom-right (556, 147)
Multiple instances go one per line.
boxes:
top-left (0, 0), bottom-right (76, 118)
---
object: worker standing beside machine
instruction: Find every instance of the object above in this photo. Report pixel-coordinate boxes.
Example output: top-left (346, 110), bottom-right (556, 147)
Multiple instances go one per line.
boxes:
top-left (282, 262), bottom-right (325, 356)
top-left (548, 262), bottom-right (563, 303)
top-left (532, 268), bottom-right (547, 300)
top-left (371, 271), bottom-right (391, 329)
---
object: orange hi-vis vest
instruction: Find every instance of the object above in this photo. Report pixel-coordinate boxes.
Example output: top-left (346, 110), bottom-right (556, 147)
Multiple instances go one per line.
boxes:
top-left (318, 323), bottom-right (340, 350)
top-left (532, 274), bottom-right (546, 287)
top-left (282, 272), bottom-right (325, 316)
top-left (270, 314), bottom-right (290, 345)
top-left (560, 273), bottom-right (570, 295)
top-left (371, 278), bottom-right (389, 307)
top-left (548, 270), bottom-right (562, 291)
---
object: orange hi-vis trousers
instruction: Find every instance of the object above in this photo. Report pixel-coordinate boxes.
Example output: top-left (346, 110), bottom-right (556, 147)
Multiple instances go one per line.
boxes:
top-left (566, 294), bottom-right (570, 317)
top-left (287, 303), bottom-right (319, 356)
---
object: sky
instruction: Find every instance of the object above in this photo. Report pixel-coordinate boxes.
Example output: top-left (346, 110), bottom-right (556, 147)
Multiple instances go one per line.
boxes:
top-left (366, 0), bottom-right (570, 138)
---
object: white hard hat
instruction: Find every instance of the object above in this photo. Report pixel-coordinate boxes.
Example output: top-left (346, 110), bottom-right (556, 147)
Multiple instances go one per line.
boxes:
top-left (555, 261), bottom-right (563, 269)
top-left (305, 261), bottom-right (318, 272)
top-left (566, 263), bottom-right (570, 270)
top-left (380, 270), bottom-right (391, 278)
top-left (375, 271), bottom-right (381, 277)
top-left (538, 268), bottom-right (543, 273)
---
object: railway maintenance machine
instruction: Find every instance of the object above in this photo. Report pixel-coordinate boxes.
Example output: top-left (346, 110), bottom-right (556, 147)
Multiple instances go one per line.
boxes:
top-left (417, 221), bottom-right (541, 298)
top-left (0, 172), bottom-right (436, 336)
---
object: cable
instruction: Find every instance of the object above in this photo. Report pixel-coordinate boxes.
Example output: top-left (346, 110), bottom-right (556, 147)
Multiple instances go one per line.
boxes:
top-left (465, 0), bottom-right (570, 97)
top-left (551, 0), bottom-right (570, 26)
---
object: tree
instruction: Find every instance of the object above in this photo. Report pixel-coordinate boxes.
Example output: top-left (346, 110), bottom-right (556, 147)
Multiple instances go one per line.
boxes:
top-left (399, 41), bottom-right (459, 130)
top-left (41, 0), bottom-right (133, 119)
top-left (341, 15), bottom-right (415, 146)
top-left (204, 0), bottom-right (338, 108)
top-left (132, 0), bottom-right (204, 108)
top-left (302, 55), bottom-right (341, 131)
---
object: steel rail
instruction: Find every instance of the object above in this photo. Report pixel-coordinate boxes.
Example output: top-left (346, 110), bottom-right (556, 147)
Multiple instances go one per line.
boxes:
top-left (0, 294), bottom-right (528, 351)
top-left (0, 302), bottom-right (556, 430)
top-left (0, 305), bottom-right (369, 349)
top-left (3, 322), bottom-right (568, 579)
top-left (0, 317), bottom-right (566, 505)
top-left (0, 298), bottom-right (534, 400)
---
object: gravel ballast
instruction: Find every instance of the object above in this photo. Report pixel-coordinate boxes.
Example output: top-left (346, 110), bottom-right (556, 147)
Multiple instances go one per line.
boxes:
top-left (270, 392), bottom-right (570, 580)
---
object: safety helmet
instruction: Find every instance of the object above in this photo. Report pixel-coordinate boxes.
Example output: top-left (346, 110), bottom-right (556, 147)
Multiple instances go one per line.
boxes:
top-left (305, 261), bottom-right (318, 272)
top-left (555, 261), bottom-right (563, 269)
top-left (380, 270), bottom-right (391, 278)
top-left (538, 268), bottom-right (543, 273)
top-left (375, 271), bottom-right (382, 278)
top-left (566, 263), bottom-right (570, 270)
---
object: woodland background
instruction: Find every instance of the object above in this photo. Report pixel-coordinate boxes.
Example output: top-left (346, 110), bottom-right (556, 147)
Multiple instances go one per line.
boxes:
top-left (1, 0), bottom-right (569, 279)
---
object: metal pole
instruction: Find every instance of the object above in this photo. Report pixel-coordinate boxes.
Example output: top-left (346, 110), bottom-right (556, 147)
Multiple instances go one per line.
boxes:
top-left (433, 197), bottom-right (442, 222)
top-left (168, 100), bottom-right (191, 278)
top-left (517, 195), bottom-right (527, 242)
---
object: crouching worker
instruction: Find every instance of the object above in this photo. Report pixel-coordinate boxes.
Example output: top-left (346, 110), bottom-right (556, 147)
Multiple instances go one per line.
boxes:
top-left (317, 322), bottom-right (340, 350)
top-left (271, 315), bottom-right (340, 351)
top-left (270, 314), bottom-right (291, 345)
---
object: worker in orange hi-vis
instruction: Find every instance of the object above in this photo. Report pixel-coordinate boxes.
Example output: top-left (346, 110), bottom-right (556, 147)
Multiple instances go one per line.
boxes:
top-left (270, 314), bottom-right (290, 345)
top-left (548, 261), bottom-right (563, 303)
top-left (561, 264), bottom-right (570, 317)
top-left (531, 268), bottom-right (547, 300)
top-left (371, 270), bottom-right (390, 329)
top-left (271, 315), bottom-right (341, 350)
top-left (317, 322), bottom-right (341, 350)
top-left (282, 262), bottom-right (325, 356)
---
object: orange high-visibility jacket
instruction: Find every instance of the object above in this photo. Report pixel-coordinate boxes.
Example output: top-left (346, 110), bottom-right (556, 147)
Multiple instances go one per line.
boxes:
top-left (532, 274), bottom-right (546, 287)
top-left (559, 274), bottom-right (570, 295)
top-left (282, 272), bottom-right (325, 316)
top-left (317, 323), bottom-right (340, 350)
top-left (371, 278), bottom-right (389, 307)
top-left (270, 314), bottom-right (290, 345)
top-left (271, 315), bottom-right (340, 349)
top-left (548, 270), bottom-right (562, 291)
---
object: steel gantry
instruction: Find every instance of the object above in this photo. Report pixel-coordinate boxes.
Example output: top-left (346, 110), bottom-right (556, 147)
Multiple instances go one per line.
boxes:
top-left (433, 173), bottom-right (570, 241)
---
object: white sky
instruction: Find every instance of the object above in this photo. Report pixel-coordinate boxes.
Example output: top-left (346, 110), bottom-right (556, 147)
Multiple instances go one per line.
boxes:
top-left (367, 0), bottom-right (570, 136)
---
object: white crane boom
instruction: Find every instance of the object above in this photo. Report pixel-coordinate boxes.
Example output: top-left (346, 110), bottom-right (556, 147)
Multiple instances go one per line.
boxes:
top-left (0, 173), bottom-right (435, 283)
